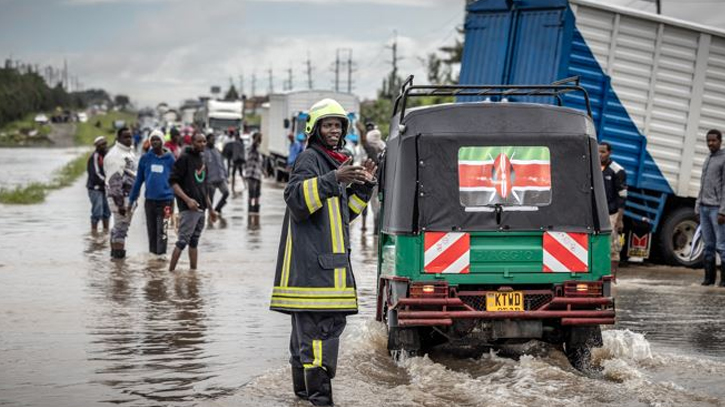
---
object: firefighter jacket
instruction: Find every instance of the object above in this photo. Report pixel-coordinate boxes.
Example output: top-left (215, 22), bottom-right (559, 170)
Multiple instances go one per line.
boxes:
top-left (270, 144), bottom-right (374, 314)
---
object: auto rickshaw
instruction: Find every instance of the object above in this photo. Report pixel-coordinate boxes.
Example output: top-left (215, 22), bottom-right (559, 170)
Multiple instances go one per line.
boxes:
top-left (375, 76), bottom-right (614, 371)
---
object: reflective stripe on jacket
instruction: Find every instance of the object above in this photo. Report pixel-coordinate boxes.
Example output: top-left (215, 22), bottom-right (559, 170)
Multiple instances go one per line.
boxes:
top-left (270, 144), bottom-right (374, 314)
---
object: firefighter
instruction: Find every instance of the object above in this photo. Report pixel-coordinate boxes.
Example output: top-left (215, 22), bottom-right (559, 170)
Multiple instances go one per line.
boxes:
top-left (270, 99), bottom-right (377, 406)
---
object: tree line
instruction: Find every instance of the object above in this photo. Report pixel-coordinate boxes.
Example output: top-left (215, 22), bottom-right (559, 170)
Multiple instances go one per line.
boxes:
top-left (0, 67), bottom-right (116, 127)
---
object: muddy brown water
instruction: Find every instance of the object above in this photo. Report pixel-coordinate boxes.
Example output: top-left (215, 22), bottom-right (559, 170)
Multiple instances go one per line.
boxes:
top-left (1, 156), bottom-right (724, 406)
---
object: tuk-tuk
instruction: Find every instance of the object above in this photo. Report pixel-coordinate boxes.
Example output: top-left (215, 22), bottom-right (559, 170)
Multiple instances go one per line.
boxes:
top-left (376, 77), bottom-right (614, 371)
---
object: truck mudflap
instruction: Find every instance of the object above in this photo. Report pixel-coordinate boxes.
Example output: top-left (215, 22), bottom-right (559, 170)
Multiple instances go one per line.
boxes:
top-left (389, 279), bottom-right (615, 328)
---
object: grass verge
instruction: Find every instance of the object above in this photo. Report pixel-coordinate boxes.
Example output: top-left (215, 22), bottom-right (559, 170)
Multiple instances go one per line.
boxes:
top-left (0, 113), bottom-right (53, 146)
top-left (75, 111), bottom-right (136, 145)
top-left (0, 151), bottom-right (91, 204)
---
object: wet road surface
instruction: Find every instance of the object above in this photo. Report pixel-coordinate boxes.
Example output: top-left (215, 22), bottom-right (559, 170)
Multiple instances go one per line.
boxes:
top-left (0, 147), bottom-right (88, 188)
top-left (1, 168), bottom-right (725, 406)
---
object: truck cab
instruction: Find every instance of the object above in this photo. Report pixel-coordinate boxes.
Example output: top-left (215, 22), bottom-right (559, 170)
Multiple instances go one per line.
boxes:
top-left (376, 78), bottom-right (614, 371)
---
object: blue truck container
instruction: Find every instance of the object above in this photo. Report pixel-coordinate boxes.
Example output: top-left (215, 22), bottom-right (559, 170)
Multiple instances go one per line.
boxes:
top-left (460, 0), bottom-right (725, 267)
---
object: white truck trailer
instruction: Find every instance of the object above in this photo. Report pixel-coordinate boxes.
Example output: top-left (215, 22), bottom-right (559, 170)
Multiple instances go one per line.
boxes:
top-left (460, 0), bottom-right (725, 266)
top-left (260, 90), bottom-right (360, 181)
top-left (194, 99), bottom-right (244, 134)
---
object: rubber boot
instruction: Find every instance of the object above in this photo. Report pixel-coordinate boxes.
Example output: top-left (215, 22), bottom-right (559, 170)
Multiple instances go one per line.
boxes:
top-left (292, 367), bottom-right (308, 400)
top-left (304, 367), bottom-right (333, 406)
top-left (719, 265), bottom-right (725, 287)
top-left (702, 258), bottom-right (716, 286)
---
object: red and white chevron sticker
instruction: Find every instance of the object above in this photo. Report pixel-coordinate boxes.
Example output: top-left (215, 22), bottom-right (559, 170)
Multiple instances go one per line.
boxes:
top-left (543, 231), bottom-right (589, 273)
top-left (424, 232), bottom-right (470, 274)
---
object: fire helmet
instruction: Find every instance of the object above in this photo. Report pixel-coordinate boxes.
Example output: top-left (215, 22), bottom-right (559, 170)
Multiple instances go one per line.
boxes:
top-left (305, 98), bottom-right (349, 138)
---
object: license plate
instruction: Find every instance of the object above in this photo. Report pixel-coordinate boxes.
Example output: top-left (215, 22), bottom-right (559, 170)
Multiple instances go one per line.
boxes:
top-left (486, 291), bottom-right (524, 311)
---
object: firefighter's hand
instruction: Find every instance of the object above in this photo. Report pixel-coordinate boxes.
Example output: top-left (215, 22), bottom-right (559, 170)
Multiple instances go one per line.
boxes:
top-left (335, 158), bottom-right (367, 184)
top-left (362, 158), bottom-right (378, 182)
top-left (209, 210), bottom-right (218, 223)
top-left (718, 214), bottom-right (725, 225)
top-left (186, 198), bottom-right (200, 212)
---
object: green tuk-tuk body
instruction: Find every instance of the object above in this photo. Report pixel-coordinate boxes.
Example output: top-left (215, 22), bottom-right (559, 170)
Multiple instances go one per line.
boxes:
top-left (375, 80), bottom-right (614, 370)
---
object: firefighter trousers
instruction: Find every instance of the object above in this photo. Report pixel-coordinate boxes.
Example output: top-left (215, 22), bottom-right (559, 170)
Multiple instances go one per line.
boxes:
top-left (289, 312), bottom-right (347, 378)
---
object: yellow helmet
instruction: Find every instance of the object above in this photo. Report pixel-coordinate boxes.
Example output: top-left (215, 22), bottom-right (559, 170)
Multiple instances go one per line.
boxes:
top-left (305, 98), bottom-right (349, 138)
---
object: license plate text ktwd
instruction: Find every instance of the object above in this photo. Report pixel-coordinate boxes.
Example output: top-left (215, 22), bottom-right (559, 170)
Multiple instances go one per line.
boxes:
top-left (486, 291), bottom-right (524, 311)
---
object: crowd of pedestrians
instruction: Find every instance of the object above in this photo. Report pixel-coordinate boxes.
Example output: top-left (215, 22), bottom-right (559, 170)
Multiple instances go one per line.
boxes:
top-left (85, 124), bottom-right (265, 271)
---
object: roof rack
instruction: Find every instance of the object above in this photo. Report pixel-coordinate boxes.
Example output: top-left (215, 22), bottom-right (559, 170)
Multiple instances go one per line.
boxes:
top-left (392, 75), bottom-right (593, 125)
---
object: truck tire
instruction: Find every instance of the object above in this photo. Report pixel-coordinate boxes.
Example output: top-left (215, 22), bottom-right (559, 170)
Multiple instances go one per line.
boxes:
top-left (564, 326), bottom-right (602, 372)
top-left (657, 206), bottom-right (703, 268)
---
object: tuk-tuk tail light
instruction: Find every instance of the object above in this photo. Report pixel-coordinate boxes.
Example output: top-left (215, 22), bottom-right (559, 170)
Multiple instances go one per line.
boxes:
top-left (410, 282), bottom-right (448, 298)
top-left (563, 281), bottom-right (602, 297)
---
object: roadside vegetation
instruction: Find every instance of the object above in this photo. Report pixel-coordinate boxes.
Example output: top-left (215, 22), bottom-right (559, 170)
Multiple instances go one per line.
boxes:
top-left (0, 113), bottom-right (53, 146)
top-left (75, 111), bottom-right (136, 145)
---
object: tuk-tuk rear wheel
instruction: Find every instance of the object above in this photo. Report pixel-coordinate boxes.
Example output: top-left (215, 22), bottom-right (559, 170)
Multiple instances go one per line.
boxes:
top-left (564, 326), bottom-right (603, 372)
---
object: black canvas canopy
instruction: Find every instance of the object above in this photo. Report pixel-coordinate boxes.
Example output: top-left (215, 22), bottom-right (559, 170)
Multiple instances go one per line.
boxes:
top-left (380, 102), bottom-right (610, 235)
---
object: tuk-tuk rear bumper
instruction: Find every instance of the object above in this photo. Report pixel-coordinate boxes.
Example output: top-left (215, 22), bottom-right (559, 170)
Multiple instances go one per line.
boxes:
top-left (390, 290), bottom-right (615, 327)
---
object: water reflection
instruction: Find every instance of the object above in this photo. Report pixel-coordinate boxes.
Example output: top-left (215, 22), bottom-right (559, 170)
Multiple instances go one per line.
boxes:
top-left (87, 257), bottom-right (211, 404)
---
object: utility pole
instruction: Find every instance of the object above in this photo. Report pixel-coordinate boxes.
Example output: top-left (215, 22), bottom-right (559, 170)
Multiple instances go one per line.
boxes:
top-left (334, 49), bottom-right (340, 92)
top-left (286, 65), bottom-right (294, 91)
top-left (305, 51), bottom-right (314, 89)
top-left (343, 48), bottom-right (355, 93)
top-left (63, 59), bottom-right (69, 91)
top-left (239, 74), bottom-right (245, 97)
top-left (268, 67), bottom-right (274, 94)
top-left (386, 31), bottom-right (401, 97)
top-left (251, 72), bottom-right (257, 97)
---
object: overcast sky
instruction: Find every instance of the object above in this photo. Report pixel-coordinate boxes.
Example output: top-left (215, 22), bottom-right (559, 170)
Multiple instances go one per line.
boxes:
top-left (1, 0), bottom-right (724, 108)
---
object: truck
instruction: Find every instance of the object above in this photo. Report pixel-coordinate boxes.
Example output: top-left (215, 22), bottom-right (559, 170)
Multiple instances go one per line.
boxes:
top-left (459, 0), bottom-right (725, 267)
top-left (194, 99), bottom-right (244, 134)
top-left (260, 90), bottom-right (360, 181)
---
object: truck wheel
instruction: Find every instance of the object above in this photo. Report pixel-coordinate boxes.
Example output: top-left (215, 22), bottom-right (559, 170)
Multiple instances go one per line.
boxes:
top-left (658, 206), bottom-right (703, 268)
top-left (564, 326), bottom-right (602, 372)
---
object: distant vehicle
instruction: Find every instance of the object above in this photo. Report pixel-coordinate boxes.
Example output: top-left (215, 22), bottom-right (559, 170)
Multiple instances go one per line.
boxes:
top-left (34, 114), bottom-right (49, 125)
top-left (77, 112), bottom-right (88, 123)
top-left (260, 90), bottom-right (360, 181)
top-left (194, 99), bottom-right (243, 135)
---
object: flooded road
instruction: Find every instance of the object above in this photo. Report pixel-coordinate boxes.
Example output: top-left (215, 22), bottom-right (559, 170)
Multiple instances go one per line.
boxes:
top-left (1, 167), bottom-right (725, 406)
top-left (0, 147), bottom-right (88, 188)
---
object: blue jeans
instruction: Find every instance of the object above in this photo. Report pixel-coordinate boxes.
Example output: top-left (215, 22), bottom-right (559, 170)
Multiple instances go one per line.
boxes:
top-left (699, 205), bottom-right (725, 263)
top-left (88, 189), bottom-right (111, 224)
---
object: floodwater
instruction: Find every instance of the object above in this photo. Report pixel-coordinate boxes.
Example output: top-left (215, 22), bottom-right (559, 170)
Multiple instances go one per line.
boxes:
top-left (0, 147), bottom-right (88, 188)
top-left (1, 154), bottom-right (724, 407)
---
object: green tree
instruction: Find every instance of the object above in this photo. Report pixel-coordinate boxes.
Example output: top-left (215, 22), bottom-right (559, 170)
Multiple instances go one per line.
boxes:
top-left (114, 94), bottom-right (130, 110)
top-left (224, 85), bottom-right (239, 101)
